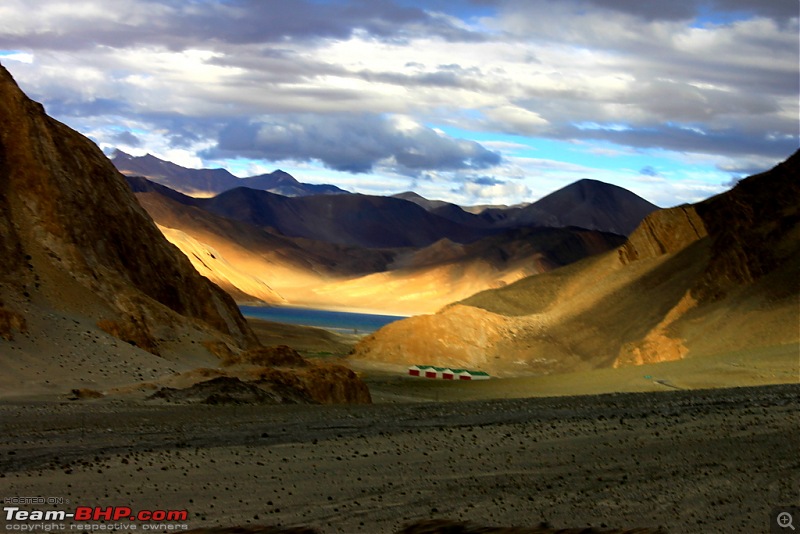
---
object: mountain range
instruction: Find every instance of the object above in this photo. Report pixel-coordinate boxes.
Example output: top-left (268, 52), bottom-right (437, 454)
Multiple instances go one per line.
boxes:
top-left (124, 173), bottom-right (656, 313)
top-left (112, 149), bottom-right (349, 197)
top-left (351, 151), bottom-right (800, 376)
top-left (397, 179), bottom-right (659, 236)
top-left (114, 150), bottom-right (660, 240)
top-left (1, 59), bottom-right (795, 397)
top-left (115, 149), bottom-right (660, 313)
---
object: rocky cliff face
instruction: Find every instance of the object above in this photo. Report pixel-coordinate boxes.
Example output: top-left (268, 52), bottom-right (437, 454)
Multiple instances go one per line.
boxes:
top-left (0, 64), bottom-right (256, 351)
top-left (618, 206), bottom-right (707, 264)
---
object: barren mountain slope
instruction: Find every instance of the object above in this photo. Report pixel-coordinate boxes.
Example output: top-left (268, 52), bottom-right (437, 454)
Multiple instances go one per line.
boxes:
top-left (350, 152), bottom-right (800, 376)
top-left (0, 64), bottom-right (255, 349)
top-left (0, 64), bottom-right (368, 402)
top-left (396, 180), bottom-right (658, 236)
top-left (196, 187), bottom-right (493, 248)
top-left (307, 227), bottom-right (625, 314)
top-left (478, 179), bottom-right (659, 235)
top-left (129, 178), bottom-right (625, 314)
top-left (129, 177), bottom-right (397, 306)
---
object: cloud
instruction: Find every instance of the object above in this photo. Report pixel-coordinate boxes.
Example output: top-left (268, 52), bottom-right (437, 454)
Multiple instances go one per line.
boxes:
top-left (555, 123), bottom-right (798, 160)
top-left (482, 105), bottom-right (549, 136)
top-left (722, 176), bottom-right (742, 187)
top-left (111, 130), bottom-right (142, 148)
top-left (0, 0), bottom-right (796, 207)
top-left (0, 0), bottom-right (482, 53)
top-left (489, 13), bottom-right (797, 157)
top-left (491, 0), bottom-right (796, 24)
top-left (639, 165), bottom-right (659, 177)
top-left (457, 178), bottom-right (532, 205)
top-left (205, 114), bottom-right (502, 175)
top-left (714, 155), bottom-right (782, 176)
top-left (471, 176), bottom-right (505, 186)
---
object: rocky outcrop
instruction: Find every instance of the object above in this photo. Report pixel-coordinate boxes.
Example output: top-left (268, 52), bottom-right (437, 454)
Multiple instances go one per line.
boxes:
top-left (290, 364), bottom-right (372, 404)
top-left (0, 303), bottom-right (27, 341)
top-left (149, 376), bottom-right (314, 405)
top-left (150, 361), bottom-right (372, 405)
top-left (351, 304), bottom-right (532, 373)
top-left (693, 151), bottom-right (800, 301)
top-left (618, 206), bottom-right (707, 265)
top-left (0, 64), bottom-right (257, 351)
top-left (231, 345), bottom-right (310, 367)
top-left (613, 291), bottom-right (697, 367)
top-left (240, 346), bottom-right (372, 404)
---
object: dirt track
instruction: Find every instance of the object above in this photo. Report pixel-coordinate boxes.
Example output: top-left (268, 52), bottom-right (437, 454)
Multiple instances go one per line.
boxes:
top-left (1, 383), bottom-right (798, 533)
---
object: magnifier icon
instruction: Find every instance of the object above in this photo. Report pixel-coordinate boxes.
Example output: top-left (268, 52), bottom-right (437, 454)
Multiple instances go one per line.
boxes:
top-left (778, 511), bottom-right (796, 530)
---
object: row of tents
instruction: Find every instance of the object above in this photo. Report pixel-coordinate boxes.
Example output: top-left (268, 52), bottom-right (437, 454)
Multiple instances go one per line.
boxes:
top-left (407, 365), bottom-right (490, 380)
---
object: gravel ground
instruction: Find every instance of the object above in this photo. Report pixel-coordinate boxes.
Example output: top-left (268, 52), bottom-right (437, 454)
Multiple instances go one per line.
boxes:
top-left (1, 383), bottom-right (798, 533)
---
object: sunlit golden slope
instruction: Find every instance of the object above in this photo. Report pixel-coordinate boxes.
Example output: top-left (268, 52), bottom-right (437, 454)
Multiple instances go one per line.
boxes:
top-left (351, 152), bottom-right (800, 376)
top-left (133, 184), bottom-right (624, 315)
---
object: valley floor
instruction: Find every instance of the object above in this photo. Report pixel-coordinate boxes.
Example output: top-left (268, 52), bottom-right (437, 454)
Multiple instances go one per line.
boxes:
top-left (2, 383), bottom-right (798, 533)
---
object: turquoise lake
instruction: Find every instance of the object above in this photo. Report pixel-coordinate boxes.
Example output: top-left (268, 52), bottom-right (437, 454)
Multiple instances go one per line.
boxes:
top-left (239, 305), bottom-right (407, 335)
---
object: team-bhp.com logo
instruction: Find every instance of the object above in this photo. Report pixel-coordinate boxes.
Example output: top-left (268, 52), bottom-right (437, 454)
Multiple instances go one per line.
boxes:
top-left (5, 506), bottom-right (188, 529)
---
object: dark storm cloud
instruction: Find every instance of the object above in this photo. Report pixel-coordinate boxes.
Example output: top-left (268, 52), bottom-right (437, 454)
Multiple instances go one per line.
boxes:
top-left (707, 0), bottom-right (798, 21)
top-left (205, 114), bottom-right (501, 174)
top-left (471, 176), bottom-right (504, 186)
top-left (111, 130), bottom-right (142, 147)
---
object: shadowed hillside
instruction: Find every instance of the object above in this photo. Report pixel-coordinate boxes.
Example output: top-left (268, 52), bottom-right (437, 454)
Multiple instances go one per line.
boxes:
top-left (397, 180), bottom-right (658, 236)
top-left (198, 187), bottom-right (494, 248)
top-left (478, 179), bottom-right (659, 235)
top-left (128, 177), bottom-right (626, 314)
top-left (351, 151), bottom-right (800, 377)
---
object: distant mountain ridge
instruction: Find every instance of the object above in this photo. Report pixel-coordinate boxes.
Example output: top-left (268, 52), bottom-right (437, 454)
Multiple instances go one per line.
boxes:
top-left (111, 149), bottom-right (349, 197)
top-left (507, 178), bottom-right (660, 235)
top-left (128, 175), bottom-right (627, 313)
top-left (115, 149), bottom-right (659, 238)
top-left (127, 178), bottom-right (494, 248)
top-left (399, 179), bottom-right (659, 236)
top-left (128, 172), bottom-right (657, 250)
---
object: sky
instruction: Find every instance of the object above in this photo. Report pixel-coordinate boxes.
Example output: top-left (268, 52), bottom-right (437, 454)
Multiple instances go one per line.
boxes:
top-left (0, 0), bottom-right (797, 207)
